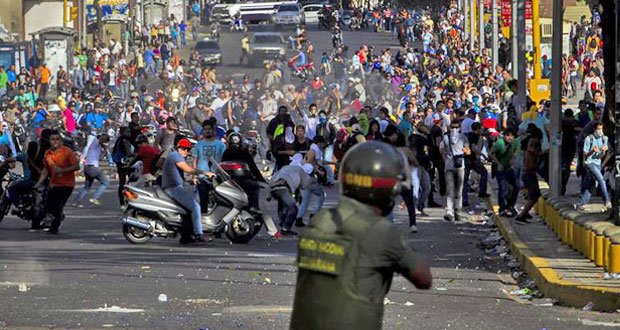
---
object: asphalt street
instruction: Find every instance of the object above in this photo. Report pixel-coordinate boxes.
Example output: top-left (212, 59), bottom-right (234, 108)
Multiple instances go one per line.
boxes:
top-left (1, 24), bottom-right (619, 330)
top-left (1, 182), bottom-right (619, 329)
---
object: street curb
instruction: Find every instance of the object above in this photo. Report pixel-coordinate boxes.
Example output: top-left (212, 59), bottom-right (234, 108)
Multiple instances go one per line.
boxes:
top-left (486, 199), bottom-right (620, 311)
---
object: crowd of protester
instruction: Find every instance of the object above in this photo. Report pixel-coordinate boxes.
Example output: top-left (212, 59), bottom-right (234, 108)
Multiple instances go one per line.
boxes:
top-left (0, 0), bottom-right (612, 236)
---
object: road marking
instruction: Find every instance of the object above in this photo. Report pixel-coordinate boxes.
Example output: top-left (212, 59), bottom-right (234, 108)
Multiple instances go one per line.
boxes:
top-left (581, 319), bottom-right (620, 327)
top-left (223, 305), bottom-right (292, 314)
top-left (444, 253), bottom-right (472, 257)
top-left (246, 253), bottom-right (293, 258)
top-left (0, 281), bottom-right (40, 286)
top-left (184, 298), bottom-right (224, 304)
top-left (53, 305), bottom-right (145, 313)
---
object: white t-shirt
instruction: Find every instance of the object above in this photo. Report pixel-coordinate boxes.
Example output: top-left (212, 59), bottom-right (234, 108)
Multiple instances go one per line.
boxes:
top-left (461, 117), bottom-right (475, 133)
top-left (210, 97), bottom-right (229, 125)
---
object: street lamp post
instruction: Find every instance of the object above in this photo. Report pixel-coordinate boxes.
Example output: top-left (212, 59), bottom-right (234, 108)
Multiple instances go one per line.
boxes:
top-left (516, 0), bottom-right (526, 118)
top-left (492, 0), bottom-right (499, 69)
top-left (511, 0), bottom-right (517, 78)
top-left (479, 0), bottom-right (484, 54)
top-left (470, 0), bottom-right (475, 52)
top-left (548, 0), bottom-right (563, 198)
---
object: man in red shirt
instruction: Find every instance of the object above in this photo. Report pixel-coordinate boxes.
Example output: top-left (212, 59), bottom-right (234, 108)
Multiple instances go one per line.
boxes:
top-left (133, 134), bottom-right (161, 186)
top-left (33, 130), bottom-right (80, 233)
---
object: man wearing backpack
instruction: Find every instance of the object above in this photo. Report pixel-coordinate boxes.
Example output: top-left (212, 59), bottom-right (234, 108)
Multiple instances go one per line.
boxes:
top-left (491, 128), bottom-right (518, 217)
top-left (574, 121), bottom-right (611, 211)
top-left (113, 127), bottom-right (135, 206)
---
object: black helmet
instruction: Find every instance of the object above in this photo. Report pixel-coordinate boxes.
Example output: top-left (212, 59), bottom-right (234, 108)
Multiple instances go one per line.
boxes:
top-left (339, 141), bottom-right (405, 215)
top-left (227, 132), bottom-right (243, 148)
top-left (135, 134), bottom-right (149, 144)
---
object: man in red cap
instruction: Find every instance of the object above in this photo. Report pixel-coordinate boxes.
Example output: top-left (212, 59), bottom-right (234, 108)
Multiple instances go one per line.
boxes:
top-left (161, 138), bottom-right (215, 244)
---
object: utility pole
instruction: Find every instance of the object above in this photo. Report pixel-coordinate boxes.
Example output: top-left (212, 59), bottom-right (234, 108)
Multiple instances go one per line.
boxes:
top-left (81, 0), bottom-right (87, 48)
top-left (516, 0), bottom-right (526, 118)
top-left (548, 0), bottom-right (562, 198)
top-left (511, 0), bottom-right (517, 78)
top-left (149, 0), bottom-right (154, 27)
top-left (479, 0), bottom-right (484, 54)
top-left (95, 0), bottom-right (103, 45)
top-left (464, 0), bottom-right (469, 41)
top-left (492, 0), bottom-right (499, 69)
top-left (141, 0), bottom-right (145, 27)
top-left (470, 0), bottom-right (475, 52)
top-left (63, 0), bottom-right (68, 27)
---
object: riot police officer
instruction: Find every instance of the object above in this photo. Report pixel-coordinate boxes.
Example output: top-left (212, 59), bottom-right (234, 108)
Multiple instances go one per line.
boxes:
top-left (290, 141), bottom-right (432, 330)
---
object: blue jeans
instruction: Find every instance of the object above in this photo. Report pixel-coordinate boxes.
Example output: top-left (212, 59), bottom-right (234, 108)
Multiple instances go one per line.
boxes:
top-left (463, 160), bottom-right (488, 205)
top-left (271, 186), bottom-right (297, 230)
top-left (74, 166), bottom-right (110, 202)
top-left (496, 168), bottom-right (518, 212)
top-left (577, 163), bottom-right (610, 206)
top-left (165, 186), bottom-right (203, 235)
top-left (181, 31), bottom-right (186, 45)
top-left (297, 182), bottom-right (325, 219)
top-left (74, 68), bottom-right (85, 89)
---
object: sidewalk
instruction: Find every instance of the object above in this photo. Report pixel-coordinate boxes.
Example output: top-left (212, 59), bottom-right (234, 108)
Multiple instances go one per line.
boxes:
top-left (489, 174), bottom-right (620, 311)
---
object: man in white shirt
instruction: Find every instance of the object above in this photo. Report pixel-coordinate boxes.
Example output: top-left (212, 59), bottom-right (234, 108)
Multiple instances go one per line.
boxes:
top-left (461, 109), bottom-right (477, 134)
top-left (259, 89), bottom-right (278, 123)
top-left (72, 134), bottom-right (111, 207)
top-left (301, 103), bottom-right (319, 140)
top-left (210, 88), bottom-right (231, 128)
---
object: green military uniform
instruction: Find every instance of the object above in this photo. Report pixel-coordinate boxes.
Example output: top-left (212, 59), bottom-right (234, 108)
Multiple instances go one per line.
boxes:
top-left (290, 196), bottom-right (419, 330)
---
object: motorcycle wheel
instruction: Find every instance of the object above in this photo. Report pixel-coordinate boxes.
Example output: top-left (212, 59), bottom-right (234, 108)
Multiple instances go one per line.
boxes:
top-left (123, 223), bottom-right (153, 244)
top-left (122, 212), bottom-right (153, 244)
top-left (225, 214), bottom-right (255, 244)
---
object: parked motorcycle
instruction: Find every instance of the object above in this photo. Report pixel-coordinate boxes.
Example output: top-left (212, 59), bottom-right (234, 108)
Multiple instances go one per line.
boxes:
top-left (230, 18), bottom-right (248, 32)
top-left (120, 159), bottom-right (279, 244)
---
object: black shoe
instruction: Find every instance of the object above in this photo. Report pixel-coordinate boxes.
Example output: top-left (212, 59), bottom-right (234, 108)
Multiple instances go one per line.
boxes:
top-left (443, 214), bottom-right (454, 222)
top-left (454, 213), bottom-right (461, 222)
top-left (429, 201), bottom-right (442, 208)
top-left (514, 215), bottom-right (530, 224)
top-left (308, 213), bottom-right (315, 219)
top-left (523, 213), bottom-right (533, 220)
top-left (295, 218), bottom-right (306, 227)
top-left (194, 234), bottom-right (214, 243)
top-left (281, 229), bottom-right (298, 236)
top-left (499, 210), bottom-right (515, 217)
top-left (48, 228), bottom-right (59, 235)
top-left (478, 193), bottom-right (491, 198)
top-left (179, 236), bottom-right (197, 244)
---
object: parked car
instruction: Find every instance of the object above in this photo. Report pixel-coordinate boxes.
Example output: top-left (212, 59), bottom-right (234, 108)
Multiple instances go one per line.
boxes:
top-left (274, 3), bottom-right (302, 29)
top-left (247, 32), bottom-right (288, 67)
top-left (302, 4), bottom-right (323, 24)
top-left (194, 38), bottom-right (222, 66)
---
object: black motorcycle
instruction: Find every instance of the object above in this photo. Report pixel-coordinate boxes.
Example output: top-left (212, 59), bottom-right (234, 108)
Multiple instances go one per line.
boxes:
top-left (0, 172), bottom-right (44, 226)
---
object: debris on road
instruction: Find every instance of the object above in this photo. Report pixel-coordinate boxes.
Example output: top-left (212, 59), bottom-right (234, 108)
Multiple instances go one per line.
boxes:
top-left (158, 294), bottom-right (168, 302)
top-left (582, 301), bottom-right (594, 311)
top-left (18, 283), bottom-right (28, 292)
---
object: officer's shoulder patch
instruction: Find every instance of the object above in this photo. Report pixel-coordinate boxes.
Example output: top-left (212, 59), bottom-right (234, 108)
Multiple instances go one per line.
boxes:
top-left (298, 209), bottom-right (350, 276)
